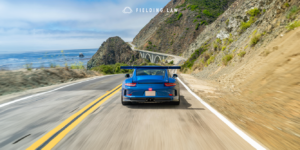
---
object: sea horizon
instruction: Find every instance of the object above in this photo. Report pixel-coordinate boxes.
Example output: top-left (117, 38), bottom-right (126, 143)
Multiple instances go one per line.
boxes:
top-left (0, 48), bottom-right (98, 70)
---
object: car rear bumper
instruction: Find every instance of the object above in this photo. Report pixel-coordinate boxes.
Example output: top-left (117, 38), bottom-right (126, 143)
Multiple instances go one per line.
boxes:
top-left (123, 96), bottom-right (179, 103)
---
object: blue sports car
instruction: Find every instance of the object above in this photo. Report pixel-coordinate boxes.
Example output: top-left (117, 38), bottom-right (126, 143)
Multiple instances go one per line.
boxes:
top-left (120, 66), bottom-right (181, 105)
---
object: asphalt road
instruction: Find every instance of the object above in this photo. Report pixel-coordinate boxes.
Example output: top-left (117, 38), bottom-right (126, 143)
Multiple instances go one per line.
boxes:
top-left (0, 75), bottom-right (255, 150)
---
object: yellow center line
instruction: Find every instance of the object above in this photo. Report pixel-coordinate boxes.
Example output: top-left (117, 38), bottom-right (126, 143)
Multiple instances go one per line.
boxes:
top-left (27, 84), bottom-right (122, 150)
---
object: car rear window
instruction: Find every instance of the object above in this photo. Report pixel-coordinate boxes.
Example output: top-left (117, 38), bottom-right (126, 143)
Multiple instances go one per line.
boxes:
top-left (136, 69), bottom-right (166, 76)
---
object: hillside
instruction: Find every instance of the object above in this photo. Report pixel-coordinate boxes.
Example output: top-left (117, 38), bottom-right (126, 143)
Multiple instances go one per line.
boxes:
top-left (178, 0), bottom-right (300, 149)
top-left (133, 0), bottom-right (300, 149)
top-left (132, 0), bottom-right (235, 55)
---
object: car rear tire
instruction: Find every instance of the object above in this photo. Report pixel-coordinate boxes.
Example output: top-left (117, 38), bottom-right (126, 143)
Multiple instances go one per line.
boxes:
top-left (121, 95), bottom-right (131, 105)
top-left (172, 101), bottom-right (180, 105)
top-left (172, 95), bottom-right (180, 105)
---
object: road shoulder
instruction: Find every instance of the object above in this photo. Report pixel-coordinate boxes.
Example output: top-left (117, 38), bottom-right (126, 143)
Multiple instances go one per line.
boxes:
top-left (0, 75), bottom-right (104, 106)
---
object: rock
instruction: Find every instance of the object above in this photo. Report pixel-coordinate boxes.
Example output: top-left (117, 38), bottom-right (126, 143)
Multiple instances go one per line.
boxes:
top-left (87, 36), bottom-right (140, 69)
top-left (79, 53), bottom-right (84, 58)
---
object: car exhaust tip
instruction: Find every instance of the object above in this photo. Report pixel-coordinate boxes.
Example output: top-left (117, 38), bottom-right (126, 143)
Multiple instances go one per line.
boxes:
top-left (147, 99), bottom-right (155, 102)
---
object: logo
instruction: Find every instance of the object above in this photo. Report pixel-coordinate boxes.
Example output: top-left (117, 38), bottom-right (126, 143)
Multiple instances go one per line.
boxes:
top-left (122, 7), bottom-right (133, 14)
top-left (122, 7), bottom-right (178, 14)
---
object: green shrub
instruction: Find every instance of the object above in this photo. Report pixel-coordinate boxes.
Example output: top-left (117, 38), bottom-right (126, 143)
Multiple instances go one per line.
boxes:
top-left (222, 54), bottom-right (233, 65)
top-left (200, 20), bottom-right (208, 25)
top-left (286, 20), bottom-right (300, 30)
top-left (182, 8), bottom-right (186, 11)
top-left (24, 63), bottom-right (33, 71)
top-left (250, 33), bottom-right (262, 46)
top-left (186, 28), bottom-right (189, 30)
top-left (195, 23), bottom-right (200, 30)
top-left (193, 19), bottom-right (198, 23)
top-left (284, 2), bottom-right (290, 7)
top-left (206, 56), bottom-right (215, 65)
top-left (226, 19), bottom-right (229, 26)
top-left (223, 34), bottom-right (234, 45)
top-left (222, 46), bottom-right (226, 51)
top-left (91, 63), bottom-right (164, 74)
top-left (181, 46), bottom-right (207, 71)
top-left (91, 63), bottom-right (130, 74)
top-left (177, 13), bottom-right (183, 20)
top-left (169, 60), bottom-right (174, 65)
top-left (238, 51), bottom-right (246, 57)
top-left (286, 6), bottom-right (299, 19)
top-left (228, 34), bottom-right (234, 43)
top-left (247, 8), bottom-right (260, 16)
top-left (203, 9), bottom-right (212, 17)
top-left (70, 62), bottom-right (85, 69)
top-left (240, 17), bottom-right (256, 31)
top-left (188, 5), bottom-right (198, 11)
top-left (213, 38), bottom-right (221, 50)
top-left (213, 43), bottom-right (218, 50)
top-left (196, 15), bottom-right (201, 18)
top-left (50, 62), bottom-right (56, 68)
top-left (148, 41), bottom-right (152, 45)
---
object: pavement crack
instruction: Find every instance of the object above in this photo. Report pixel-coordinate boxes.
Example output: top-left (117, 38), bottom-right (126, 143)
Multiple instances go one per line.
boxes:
top-left (12, 134), bottom-right (31, 144)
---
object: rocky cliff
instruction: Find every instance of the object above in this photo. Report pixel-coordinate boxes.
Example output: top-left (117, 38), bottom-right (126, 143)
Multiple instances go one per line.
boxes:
top-left (182, 0), bottom-right (300, 75)
top-left (133, 0), bottom-right (236, 55)
top-left (87, 36), bottom-right (140, 69)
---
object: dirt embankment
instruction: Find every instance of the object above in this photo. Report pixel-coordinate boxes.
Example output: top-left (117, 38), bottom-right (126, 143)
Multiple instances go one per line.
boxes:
top-left (0, 68), bottom-right (100, 96)
top-left (181, 27), bottom-right (300, 149)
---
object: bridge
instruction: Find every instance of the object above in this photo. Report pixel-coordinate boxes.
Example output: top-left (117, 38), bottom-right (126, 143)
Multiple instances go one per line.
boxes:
top-left (128, 42), bottom-right (186, 64)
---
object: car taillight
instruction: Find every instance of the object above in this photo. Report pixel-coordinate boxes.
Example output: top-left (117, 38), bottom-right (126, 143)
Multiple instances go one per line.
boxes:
top-left (169, 94), bottom-right (173, 96)
top-left (125, 83), bottom-right (136, 87)
top-left (127, 94), bottom-right (132, 96)
top-left (164, 83), bottom-right (176, 87)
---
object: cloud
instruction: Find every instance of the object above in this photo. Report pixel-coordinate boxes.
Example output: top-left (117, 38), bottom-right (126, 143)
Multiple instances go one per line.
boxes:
top-left (0, 0), bottom-right (170, 52)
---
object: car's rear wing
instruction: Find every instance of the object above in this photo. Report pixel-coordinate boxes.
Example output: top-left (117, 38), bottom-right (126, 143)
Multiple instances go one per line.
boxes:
top-left (120, 66), bottom-right (181, 69)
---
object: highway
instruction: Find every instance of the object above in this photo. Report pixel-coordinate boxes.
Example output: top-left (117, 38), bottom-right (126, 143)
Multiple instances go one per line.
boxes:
top-left (0, 74), bottom-right (258, 150)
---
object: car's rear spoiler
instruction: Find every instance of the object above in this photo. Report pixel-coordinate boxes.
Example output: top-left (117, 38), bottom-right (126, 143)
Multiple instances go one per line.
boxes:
top-left (120, 66), bottom-right (181, 69)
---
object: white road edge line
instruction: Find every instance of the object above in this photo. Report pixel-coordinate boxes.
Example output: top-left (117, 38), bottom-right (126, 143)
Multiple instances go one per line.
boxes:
top-left (0, 75), bottom-right (112, 108)
top-left (178, 77), bottom-right (266, 150)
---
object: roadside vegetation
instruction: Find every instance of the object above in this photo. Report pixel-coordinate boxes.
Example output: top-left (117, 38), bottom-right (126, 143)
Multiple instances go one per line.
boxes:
top-left (222, 54), bottom-right (233, 66)
top-left (286, 5), bottom-right (299, 20)
top-left (24, 63), bottom-right (33, 71)
top-left (91, 62), bottom-right (162, 75)
top-left (181, 41), bottom-right (210, 72)
top-left (171, 0), bottom-right (235, 30)
top-left (238, 51), bottom-right (246, 57)
top-left (240, 8), bottom-right (260, 32)
top-left (286, 20), bottom-right (300, 30)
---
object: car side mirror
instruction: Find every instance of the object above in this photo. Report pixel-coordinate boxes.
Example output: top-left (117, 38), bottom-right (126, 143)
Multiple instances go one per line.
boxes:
top-left (125, 74), bottom-right (130, 78)
top-left (172, 74), bottom-right (178, 78)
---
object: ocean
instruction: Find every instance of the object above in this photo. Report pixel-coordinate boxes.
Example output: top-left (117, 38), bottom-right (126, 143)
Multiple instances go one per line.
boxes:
top-left (0, 49), bottom-right (98, 70)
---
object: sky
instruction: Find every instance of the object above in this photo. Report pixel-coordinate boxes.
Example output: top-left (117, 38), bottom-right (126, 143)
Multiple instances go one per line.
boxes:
top-left (0, 0), bottom-right (170, 53)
